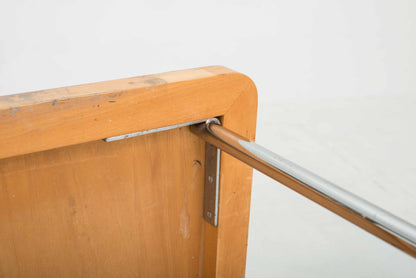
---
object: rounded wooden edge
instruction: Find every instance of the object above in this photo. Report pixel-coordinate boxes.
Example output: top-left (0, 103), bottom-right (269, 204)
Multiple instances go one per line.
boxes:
top-left (0, 66), bottom-right (257, 159)
top-left (202, 71), bottom-right (258, 277)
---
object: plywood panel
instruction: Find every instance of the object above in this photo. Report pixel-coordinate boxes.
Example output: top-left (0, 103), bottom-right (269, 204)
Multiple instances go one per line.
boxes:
top-left (0, 127), bottom-right (206, 277)
top-left (0, 66), bottom-right (258, 277)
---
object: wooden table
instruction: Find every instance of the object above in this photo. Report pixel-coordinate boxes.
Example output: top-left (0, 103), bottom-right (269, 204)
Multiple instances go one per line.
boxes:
top-left (0, 66), bottom-right (257, 277)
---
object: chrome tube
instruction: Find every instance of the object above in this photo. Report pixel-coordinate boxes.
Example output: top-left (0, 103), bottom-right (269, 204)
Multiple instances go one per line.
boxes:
top-left (190, 118), bottom-right (416, 258)
top-left (239, 140), bottom-right (416, 245)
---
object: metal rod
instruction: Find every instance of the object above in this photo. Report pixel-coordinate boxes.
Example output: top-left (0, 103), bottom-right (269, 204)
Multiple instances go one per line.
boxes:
top-left (241, 140), bottom-right (416, 244)
top-left (190, 119), bottom-right (416, 258)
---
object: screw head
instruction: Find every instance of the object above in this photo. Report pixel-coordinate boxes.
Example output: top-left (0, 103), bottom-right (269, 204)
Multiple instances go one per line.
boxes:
top-left (208, 176), bottom-right (214, 183)
top-left (207, 211), bottom-right (212, 218)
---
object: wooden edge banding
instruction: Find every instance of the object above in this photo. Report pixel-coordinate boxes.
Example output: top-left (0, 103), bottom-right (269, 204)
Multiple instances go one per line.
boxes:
top-left (0, 66), bottom-right (254, 159)
top-left (201, 79), bottom-right (257, 277)
top-left (190, 123), bottom-right (416, 259)
top-left (0, 66), bottom-right (234, 109)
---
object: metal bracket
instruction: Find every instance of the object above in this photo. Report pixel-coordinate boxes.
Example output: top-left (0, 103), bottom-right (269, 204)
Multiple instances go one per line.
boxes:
top-left (103, 116), bottom-right (222, 228)
top-left (204, 143), bottom-right (221, 227)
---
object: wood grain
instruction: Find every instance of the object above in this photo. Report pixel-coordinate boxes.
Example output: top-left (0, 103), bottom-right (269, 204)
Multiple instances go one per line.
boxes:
top-left (0, 127), bottom-right (206, 277)
top-left (205, 82), bottom-right (258, 277)
top-left (0, 66), bottom-right (253, 159)
top-left (0, 66), bottom-right (258, 277)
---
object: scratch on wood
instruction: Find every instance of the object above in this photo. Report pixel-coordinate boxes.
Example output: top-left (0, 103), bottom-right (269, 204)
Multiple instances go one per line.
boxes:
top-left (0, 153), bottom-right (118, 177)
top-left (179, 194), bottom-right (191, 239)
top-left (142, 203), bottom-right (157, 211)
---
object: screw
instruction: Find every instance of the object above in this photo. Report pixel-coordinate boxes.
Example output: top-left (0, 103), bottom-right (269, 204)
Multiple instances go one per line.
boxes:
top-left (208, 176), bottom-right (214, 183)
top-left (207, 211), bottom-right (212, 218)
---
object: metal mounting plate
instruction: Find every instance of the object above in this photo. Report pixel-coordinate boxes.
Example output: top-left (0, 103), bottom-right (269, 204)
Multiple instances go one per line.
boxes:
top-left (204, 143), bottom-right (220, 227)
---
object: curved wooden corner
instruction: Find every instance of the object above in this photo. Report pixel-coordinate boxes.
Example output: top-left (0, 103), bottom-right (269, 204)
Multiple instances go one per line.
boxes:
top-left (202, 72), bottom-right (258, 277)
top-left (0, 66), bottom-right (255, 159)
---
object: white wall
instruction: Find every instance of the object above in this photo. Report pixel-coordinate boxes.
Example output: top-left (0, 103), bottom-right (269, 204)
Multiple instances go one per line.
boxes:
top-left (247, 97), bottom-right (416, 277)
top-left (1, 1), bottom-right (416, 276)
top-left (1, 1), bottom-right (416, 101)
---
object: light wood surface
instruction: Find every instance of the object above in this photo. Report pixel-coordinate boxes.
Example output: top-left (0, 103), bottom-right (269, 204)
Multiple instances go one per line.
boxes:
top-left (0, 66), bottom-right (257, 277)
top-left (1, 128), bottom-right (205, 277)
top-left (0, 66), bottom-right (253, 160)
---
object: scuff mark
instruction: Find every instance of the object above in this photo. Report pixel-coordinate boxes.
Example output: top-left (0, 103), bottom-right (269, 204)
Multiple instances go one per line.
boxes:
top-left (68, 197), bottom-right (76, 207)
top-left (145, 77), bottom-right (167, 86)
top-left (68, 197), bottom-right (77, 216)
top-left (52, 100), bottom-right (57, 106)
top-left (10, 107), bottom-right (20, 114)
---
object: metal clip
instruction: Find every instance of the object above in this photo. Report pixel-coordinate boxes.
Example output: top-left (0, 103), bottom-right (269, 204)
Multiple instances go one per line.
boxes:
top-left (204, 142), bottom-right (221, 227)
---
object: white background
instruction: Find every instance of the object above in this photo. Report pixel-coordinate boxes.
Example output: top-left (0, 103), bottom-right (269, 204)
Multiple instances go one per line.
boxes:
top-left (1, 1), bottom-right (416, 276)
